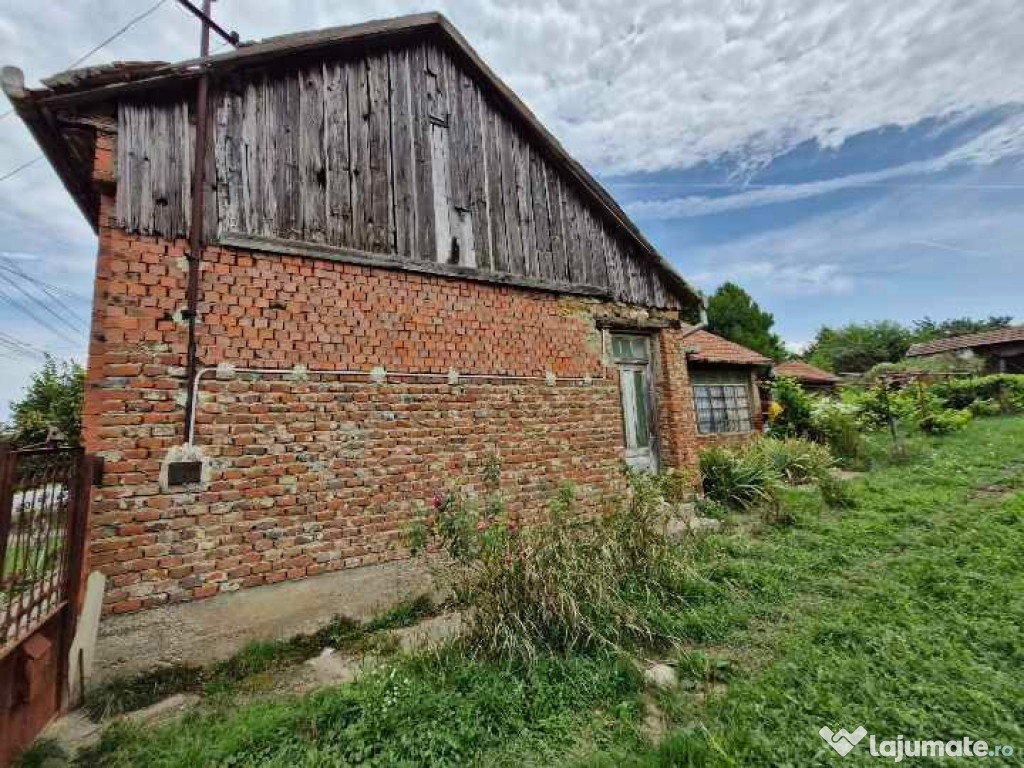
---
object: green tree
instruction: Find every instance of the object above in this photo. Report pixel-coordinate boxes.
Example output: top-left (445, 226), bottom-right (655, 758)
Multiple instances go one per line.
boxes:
top-left (805, 321), bottom-right (913, 373)
top-left (912, 315), bottom-right (1013, 341)
top-left (8, 356), bottom-right (85, 446)
top-left (706, 282), bottom-right (787, 361)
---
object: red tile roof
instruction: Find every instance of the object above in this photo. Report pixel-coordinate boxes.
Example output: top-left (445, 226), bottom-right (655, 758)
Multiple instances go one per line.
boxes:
top-left (906, 326), bottom-right (1024, 357)
top-left (773, 360), bottom-right (840, 384)
top-left (685, 329), bottom-right (773, 366)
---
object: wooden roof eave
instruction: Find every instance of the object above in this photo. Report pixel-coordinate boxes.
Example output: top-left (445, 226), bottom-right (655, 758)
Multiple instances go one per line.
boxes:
top-left (2, 66), bottom-right (99, 233)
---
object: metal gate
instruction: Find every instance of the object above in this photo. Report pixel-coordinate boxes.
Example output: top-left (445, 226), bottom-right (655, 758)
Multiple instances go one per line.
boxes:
top-left (0, 444), bottom-right (93, 766)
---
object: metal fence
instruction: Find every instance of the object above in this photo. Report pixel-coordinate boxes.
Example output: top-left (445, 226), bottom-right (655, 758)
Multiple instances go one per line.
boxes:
top-left (0, 445), bottom-right (89, 657)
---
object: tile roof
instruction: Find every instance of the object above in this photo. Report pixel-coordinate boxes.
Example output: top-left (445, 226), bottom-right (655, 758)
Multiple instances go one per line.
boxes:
top-left (906, 326), bottom-right (1024, 357)
top-left (685, 329), bottom-right (773, 366)
top-left (773, 360), bottom-right (840, 384)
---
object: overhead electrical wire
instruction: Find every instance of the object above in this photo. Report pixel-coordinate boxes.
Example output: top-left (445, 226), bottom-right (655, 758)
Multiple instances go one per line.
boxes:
top-left (0, 156), bottom-right (43, 183)
top-left (0, 257), bottom-right (90, 328)
top-left (0, 268), bottom-right (86, 338)
top-left (0, 285), bottom-right (81, 346)
top-left (0, 0), bottom-right (172, 174)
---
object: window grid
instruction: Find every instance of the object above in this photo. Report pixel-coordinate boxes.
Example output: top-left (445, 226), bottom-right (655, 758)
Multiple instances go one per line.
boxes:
top-left (694, 384), bottom-right (753, 434)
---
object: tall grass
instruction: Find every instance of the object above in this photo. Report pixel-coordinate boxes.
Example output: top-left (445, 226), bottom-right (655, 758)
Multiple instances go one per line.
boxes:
top-left (410, 470), bottom-right (704, 660)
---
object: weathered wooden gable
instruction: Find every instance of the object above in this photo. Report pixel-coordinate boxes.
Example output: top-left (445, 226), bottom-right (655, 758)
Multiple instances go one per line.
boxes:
top-left (116, 39), bottom-right (683, 309)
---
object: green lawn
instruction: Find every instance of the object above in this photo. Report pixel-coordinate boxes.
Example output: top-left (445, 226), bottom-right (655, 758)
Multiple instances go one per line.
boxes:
top-left (64, 417), bottom-right (1024, 767)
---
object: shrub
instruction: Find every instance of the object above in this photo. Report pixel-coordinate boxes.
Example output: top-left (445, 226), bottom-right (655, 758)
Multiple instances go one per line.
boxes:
top-left (809, 398), bottom-right (867, 468)
top-left (931, 374), bottom-right (1024, 413)
top-left (408, 470), bottom-right (698, 660)
top-left (917, 407), bottom-right (972, 434)
top-left (864, 353), bottom-right (984, 381)
top-left (904, 385), bottom-right (973, 434)
top-left (841, 385), bottom-right (913, 431)
top-left (819, 474), bottom-right (857, 509)
top-left (746, 437), bottom-right (833, 484)
top-left (768, 377), bottom-right (815, 437)
top-left (698, 446), bottom-right (777, 510)
top-left (969, 398), bottom-right (1003, 418)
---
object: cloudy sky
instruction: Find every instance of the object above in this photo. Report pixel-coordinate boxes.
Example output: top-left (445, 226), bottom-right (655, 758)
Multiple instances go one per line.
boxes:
top-left (1, 0), bottom-right (1022, 417)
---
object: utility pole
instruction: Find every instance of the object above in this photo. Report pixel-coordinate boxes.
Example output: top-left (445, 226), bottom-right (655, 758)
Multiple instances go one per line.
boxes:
top-left (179, 0), bottom-right (238, 444)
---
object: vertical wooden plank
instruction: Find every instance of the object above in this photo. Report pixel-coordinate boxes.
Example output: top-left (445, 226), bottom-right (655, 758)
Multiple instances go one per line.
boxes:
top-left (275, 72), bottom-right (301, 239)
top-left (425, 44), bottom-right (454, 263)
top-left (170, 101), bottom-right (190, 237)
top-left (214, 86), bottom-right (241, 238)
top-left (115, 104), bottom-right (130, 228)
top-left (586, 208), bottom-right (607, 289)
top-left (152, 105), bottom-right (170, 235)
top-left (563, 187), bottom-right (586, 285)
top-left (438, 48), bottom-right (475, 267)
top-left (298, 65), bottom-right (326, 242)
top-left (349, 58), bottom-right (372, 250)
top-left (483, 103), bottom-right (508, 272)
top-left (430, 121), bottom-right (452, 263)
top-left (513, 130), bottom-right (536, 276)
top-left (366, 51), bottom-right (394, 254)
top-left (592, 219), bottom-right (612, 289)
top-left (530, 149), bottom-right (551, 280)
top-left (137, 106), bottom-right (153, 234)
top-left (454, 67), bottom-right (486, 268)
top-left (498, 116), bottom-right (523, 274)
top-left (259, 74), bottom-right (279, 237)
top-left (323, 60), bottom-right (352, 247)
top-left (443, 49), bottom-right (469, 215)
top-left (547, 170), bottom-right (569, 282)
top-left (239, 76), bottom-right (262, 235)
top-left (471, 81), bottom-right (492, 270)
top-left (409, 44), bottom-right (435, 260)
top-left (389, 47), bottom-right (416, 260)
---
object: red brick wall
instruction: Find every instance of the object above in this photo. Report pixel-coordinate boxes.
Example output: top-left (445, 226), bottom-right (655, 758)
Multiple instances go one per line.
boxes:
top-left (656, 328), bottom-right (701, 476)
top-left (84, 134), bottom-right (703, 615)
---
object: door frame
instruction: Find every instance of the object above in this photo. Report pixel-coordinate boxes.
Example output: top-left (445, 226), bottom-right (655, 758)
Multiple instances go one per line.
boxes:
top-left (609, 332), bottom-right (660, 472)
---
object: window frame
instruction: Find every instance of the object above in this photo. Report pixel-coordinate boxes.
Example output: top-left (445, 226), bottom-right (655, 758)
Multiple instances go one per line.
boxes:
top-left (693, 381), bottom-right (754, 435)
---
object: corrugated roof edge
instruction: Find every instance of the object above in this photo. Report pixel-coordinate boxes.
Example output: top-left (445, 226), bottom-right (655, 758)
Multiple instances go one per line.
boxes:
top-left (2, 12), bottom-right (702, 309)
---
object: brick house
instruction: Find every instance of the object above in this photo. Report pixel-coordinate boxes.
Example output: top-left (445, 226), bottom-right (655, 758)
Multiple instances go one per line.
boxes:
top-left (4, 14), bottom-right (768, 660)
top-left (773, 360), bottom-right (841, 394)
top-left (906, 327), bottom-right (1024, 374)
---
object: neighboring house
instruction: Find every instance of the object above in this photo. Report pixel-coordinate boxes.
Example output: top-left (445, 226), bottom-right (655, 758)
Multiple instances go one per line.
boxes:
top-left (4, 13), bottom-right (751, 661)
top-left (906, 327), bottom-right (1024, 374)
top-left (773, 360), bottom-right (841, 393)
top-left (683, 330), bottom-right (772, 445)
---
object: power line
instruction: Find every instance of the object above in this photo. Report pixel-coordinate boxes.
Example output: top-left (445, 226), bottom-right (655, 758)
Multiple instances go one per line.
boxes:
top-left (0, 257), bottom-right (90, 324)
top-left (0, 330), bottom-right (47, 355)
top-left (0, 262), bottom-right (86, 301)
top-left (0, 155), bottom-right (43, 183)
top-left (0, 332), bottom-right (47, 361)
top-left (0, 268), bottom-right (87, 337)
top-left (0, 0), bottom-right (172, 125)
top-left (0, 284), bottom-right (82, 346)
top-left (67, 0), bottom-right (172, 71)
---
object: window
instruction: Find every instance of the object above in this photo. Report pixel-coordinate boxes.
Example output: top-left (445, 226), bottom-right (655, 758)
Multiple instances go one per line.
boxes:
top-left (611, 334), bottom-right (649, 362)
top-left (694, 384), bottom-right (753, 434)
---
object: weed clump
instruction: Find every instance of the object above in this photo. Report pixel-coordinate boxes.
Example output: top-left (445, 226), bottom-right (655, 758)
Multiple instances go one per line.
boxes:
top-left (409, 467), bottom-right (702, 660)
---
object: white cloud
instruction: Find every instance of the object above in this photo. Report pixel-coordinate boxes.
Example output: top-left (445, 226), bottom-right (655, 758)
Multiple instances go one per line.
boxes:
top-left (684, 167), bottom-right (1024, 300)
top-left (693, 260), bottom-right (854, 297)
top-left (4, 0), bottom-right (1024, 176)
top-left (628, 112), bottom-right (1024, 219)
